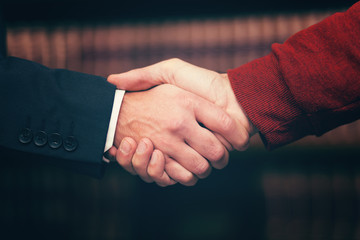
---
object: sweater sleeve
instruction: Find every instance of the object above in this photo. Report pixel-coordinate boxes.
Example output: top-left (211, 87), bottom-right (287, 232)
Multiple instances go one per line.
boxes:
top-left (228, 1), bottom-right (360, 150)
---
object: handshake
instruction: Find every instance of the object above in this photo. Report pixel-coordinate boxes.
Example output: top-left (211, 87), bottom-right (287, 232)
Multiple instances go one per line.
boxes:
top-left (106, 58), bottom-right (257, 187)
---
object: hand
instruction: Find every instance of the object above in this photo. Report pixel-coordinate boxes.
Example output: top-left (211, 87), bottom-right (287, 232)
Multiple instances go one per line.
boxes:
top-left (108, 58), bottom-right (257, 151)
top-left (112, 84), bottom-right (234, 186)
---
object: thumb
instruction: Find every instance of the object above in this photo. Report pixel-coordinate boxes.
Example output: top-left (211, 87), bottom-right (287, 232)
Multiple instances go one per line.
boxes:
top-left (107, 67), bottom-right (163, 91)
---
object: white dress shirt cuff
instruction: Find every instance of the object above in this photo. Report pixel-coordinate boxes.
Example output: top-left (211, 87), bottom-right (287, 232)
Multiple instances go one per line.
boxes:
top-left (103, 89), bottom-right (125, 162)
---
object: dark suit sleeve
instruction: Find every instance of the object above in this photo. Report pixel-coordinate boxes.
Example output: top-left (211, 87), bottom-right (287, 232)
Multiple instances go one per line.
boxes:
top-left (0, 56), bottom-right (116, 177)
top-left (0, 5), bottom-right (6, 57)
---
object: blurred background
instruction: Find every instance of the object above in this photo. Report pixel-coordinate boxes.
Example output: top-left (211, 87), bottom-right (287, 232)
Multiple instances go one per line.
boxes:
top-left (1, 0), bottom-right (360, 239)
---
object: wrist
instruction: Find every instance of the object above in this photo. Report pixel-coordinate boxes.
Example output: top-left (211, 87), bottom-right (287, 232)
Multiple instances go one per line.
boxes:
top-left (221, 73), bottom-right (257, 136)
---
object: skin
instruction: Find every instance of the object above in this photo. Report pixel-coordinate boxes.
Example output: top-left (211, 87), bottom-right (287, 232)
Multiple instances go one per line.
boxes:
top-left (113, 84), bottom-right (234, 186)
top-left (108, 58), bottom-right (257, 186)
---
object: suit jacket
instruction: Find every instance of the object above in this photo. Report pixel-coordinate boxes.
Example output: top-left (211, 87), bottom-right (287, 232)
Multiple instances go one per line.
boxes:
top-left (0, 8), bottom-right (116, 177)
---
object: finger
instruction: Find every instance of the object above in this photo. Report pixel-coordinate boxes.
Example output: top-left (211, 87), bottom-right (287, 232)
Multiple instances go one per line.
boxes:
top-left (107, 59), bottom-right (189, 91)
top-left (184, 124), bottom-right (228, 170)
top-left (107, 66), bottom-right (162, 91)
top-left (193, 96), bottom-right (250, 151)
top-left (166, 141), bottom-right (212, 179)
top-left (164, 157), bottom-right (198, 186)
top-left (212, 148), bottom-right (229, 170)
top-left (108, 146), bottom-right (118, 158)
top-left (116, 137), bottom-right (137, 175)
top-left (213, 132), bottom-right (233, 151)
top-left (132, 138), bottom-right (155, 183)
top-left (147, 150), bottom-right (177, 187)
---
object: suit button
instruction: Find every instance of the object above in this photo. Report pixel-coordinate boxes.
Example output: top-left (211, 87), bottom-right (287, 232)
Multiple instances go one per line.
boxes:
top-left (19, 128), bottom-right (33, 144)
top-left (49, 133), bottom-right (62, 149)
top-left (64, 136), bottom-right (78, 152)
top-left (34, 131), bottom-right (48, 147)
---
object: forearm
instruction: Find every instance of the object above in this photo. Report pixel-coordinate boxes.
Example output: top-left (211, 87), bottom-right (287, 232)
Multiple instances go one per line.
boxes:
top-left (228, 1), bottom-right (360, 149)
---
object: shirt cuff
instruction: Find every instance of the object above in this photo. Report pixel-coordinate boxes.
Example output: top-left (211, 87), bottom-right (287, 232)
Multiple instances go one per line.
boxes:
top-left (103, 89), bottom-right (125, 162)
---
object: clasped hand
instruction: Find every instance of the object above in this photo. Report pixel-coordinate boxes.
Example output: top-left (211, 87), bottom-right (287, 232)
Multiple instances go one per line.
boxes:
top-left (107, 59), bottom-right (256, 187)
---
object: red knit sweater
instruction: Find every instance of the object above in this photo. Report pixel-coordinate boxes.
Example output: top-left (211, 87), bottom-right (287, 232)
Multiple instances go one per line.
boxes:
top-left (228, 1), bottom-right (360, 150)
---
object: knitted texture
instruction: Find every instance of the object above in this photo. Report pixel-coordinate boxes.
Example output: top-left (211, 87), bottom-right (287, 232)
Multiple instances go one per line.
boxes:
top-left (228, 1), bottom-right (360, 150)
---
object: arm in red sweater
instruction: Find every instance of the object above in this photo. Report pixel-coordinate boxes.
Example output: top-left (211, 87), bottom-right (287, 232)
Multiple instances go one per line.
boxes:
top-left (228, 1), bottom-right (360, 150)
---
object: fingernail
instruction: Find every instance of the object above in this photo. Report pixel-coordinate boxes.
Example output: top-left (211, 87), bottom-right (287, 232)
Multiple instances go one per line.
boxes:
top-left (120, 139), bottom-right (131, 154)
top-left (136, 140), bottom-right (147, 154)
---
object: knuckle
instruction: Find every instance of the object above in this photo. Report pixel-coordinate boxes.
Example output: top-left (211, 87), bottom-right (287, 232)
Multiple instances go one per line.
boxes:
top-left (193, 159), bottom-right (211, 177)
top-left (116, 155), bottom-right (131, 168)
top-left (214, 161), bottom-right (228, 170)
top-left (131, 158), bottom-right (143, 169)
top-left (182, 174), bottom-right (198, 186)
top-left (157, 182), bottom-right (168, 187)
top-left (220, 113), bottom-right (235, 133)
top-left (183, 171), bottom-right (194, 183)
top-left (167, 118), bottom-right (186, 132)
top-left (167, 58), bottom-right (182, 65)
top-left (147, 166), bottom-right (157, 178)
top-left (212, 154), bottom-right (229, 170)
top-left (163, 58), bottom-right (184, 82)
top-left (181, 95), bottom-right (193, 108)
top-left (156, 137), bottom-right (171, 151)
top-left (141, 177), bottom-right (154, 184)
top-left (157, 178), bottom-right (174, 187)
top-left (147, 166), bottom-right (161, 180)
top-left (187, 179), bottom-right (198, 187)
top-left (175, 93), bottom-right (193, 109)
top-left (235, 133), bottom-right (250, 151)
top-left (207, 145), bottom-right (225, 162)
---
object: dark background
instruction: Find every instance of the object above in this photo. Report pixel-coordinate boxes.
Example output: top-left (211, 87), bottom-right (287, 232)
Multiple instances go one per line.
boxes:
top-left (2, 0), bottom-right (358, 23)
top-left (2, 146), bottom-right (360, 239)
top-left (1, 0), bottom-right (360, 239)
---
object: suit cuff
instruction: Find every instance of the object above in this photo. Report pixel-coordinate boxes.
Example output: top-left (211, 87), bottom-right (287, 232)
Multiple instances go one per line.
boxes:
top-left (103, 89), bottom-right (125, 162)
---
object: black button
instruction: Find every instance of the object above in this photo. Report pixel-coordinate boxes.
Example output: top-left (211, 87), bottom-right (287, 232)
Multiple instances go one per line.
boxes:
top-left (34, 131), bottom-right (48, 147)
top-left (64, 136), bottom-right (78, 152)
top-left (19, 128), bottom-right (33, 144)
top-left (48, 133), bottom-right (62, 149)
